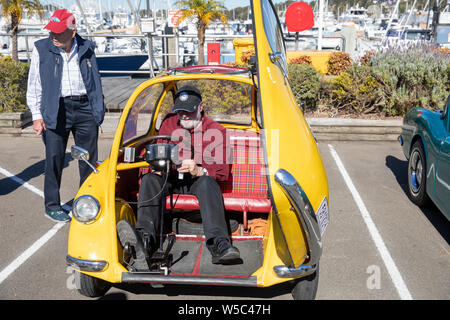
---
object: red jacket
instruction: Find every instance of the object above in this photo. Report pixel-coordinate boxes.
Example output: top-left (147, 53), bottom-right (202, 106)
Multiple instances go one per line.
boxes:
top-left (158, 113), bottom-right (231, 182)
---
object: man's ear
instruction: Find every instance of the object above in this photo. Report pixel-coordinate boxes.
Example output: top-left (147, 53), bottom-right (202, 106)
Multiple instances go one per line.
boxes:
top-left (199, 102), bottom-right (204, 112)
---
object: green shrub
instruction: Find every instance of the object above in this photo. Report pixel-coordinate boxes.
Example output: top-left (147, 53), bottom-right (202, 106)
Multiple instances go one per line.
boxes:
top-left (324, 44), bottom-right (450, 117)
top-left (0, 56), bottom-right (29, 113)
top-left (331, 64), bottom-right (385, 114)
top-left (288, 63), bottom-right (321, 111)
top-left (241, 48), bottom-right (255, 64)
top-left (360, 50), bottom-right (375, 66)
top-left (370, 44), bottom-right (450, 115)
top-left (327, 51), bottom-right (352, 75)
top-left (289, 55), bottom-right (312, 65)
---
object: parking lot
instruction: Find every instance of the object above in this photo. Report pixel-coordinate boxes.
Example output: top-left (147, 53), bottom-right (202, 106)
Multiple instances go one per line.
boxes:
top-left (0, 135), bottom-right (448, 300)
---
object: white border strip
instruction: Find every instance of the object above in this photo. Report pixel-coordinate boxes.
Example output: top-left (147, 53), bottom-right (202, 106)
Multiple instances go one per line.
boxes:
top-left (328, 144), bottom-right (413, 300)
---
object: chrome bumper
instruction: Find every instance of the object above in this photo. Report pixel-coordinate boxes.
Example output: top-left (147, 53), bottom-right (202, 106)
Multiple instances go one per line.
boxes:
top-left (273, 169), bottom-right (323, 278)
top-left (66, 255), bottom-right (108, 272)
top-left (273, 264), bottom-right (317, 278)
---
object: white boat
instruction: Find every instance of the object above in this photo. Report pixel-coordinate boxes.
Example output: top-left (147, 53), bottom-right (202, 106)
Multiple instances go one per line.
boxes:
top-left (339, 6), bottom-right (368, 25)
top-left (384, 27), bottom-right (432, 48)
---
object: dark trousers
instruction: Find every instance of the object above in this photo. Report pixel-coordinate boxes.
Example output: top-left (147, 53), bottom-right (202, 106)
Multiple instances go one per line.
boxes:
top-left (43, 97), bottom-right (98, 211)
top-left (137, 173), bottom-right (229, 249)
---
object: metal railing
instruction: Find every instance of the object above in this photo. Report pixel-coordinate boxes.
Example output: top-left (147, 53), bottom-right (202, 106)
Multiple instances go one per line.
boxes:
top-left (0, 31), bottom-right (345, 77)
top-left (0, 32), bottom-right (249, 76)
top-left (284, 33), bottom-right (346, 51)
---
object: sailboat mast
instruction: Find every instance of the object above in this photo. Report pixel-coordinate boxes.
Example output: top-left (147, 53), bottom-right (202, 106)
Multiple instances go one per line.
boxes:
top-left (317, 0), bottom-right (324, 50)
top-left (384, 0), bottom-right (401, 41)
top-left (98, 0), bottom-right (103, 21)
top-left (75, 0), bottom-right (93, 33)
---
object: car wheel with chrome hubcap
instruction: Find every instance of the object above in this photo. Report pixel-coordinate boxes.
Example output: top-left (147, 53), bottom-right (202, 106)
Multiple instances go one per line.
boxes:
top-left (408, 140), bottom-right (430, 207)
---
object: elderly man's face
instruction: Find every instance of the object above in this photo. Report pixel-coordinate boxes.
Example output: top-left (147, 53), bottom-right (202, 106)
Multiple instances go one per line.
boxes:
top-left (177, 102), bottom-right (204, 129)
top-left (51, 28), bottom-right (76, 51)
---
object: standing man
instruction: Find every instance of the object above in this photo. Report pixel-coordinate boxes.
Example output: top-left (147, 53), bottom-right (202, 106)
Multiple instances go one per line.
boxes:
top-left (27, 9), bottom-right (105, 223)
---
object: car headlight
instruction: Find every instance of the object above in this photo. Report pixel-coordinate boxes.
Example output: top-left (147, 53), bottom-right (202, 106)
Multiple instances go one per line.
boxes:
top-left (73, 195), bottom-right (100, 223)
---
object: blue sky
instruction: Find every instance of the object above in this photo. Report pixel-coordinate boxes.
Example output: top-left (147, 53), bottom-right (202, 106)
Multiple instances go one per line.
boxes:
top-left (40, 0), bottom-right (294, 11)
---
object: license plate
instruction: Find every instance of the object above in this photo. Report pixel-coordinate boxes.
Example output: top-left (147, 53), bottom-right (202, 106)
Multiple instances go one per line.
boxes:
top-left (316, 197), bottom-right (329, 236)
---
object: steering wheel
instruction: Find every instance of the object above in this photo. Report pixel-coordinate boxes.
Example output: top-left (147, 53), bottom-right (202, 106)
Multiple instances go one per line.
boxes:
top-left (136, 135), bottom-right (179, 147)
top-left (131, 134), bottom-right (183, 152)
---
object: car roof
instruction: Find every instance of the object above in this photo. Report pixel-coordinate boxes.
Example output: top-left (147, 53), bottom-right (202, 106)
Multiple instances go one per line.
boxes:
top-left (167, 65), bottom-right (252, 78)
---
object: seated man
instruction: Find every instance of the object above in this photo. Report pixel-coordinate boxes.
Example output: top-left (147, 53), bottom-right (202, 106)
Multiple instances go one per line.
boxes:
top-left (118, 86), bottom-right (240, 270)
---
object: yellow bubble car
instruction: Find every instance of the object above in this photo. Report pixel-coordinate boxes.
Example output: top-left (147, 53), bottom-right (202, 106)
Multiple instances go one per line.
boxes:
top-left (66, 0), bottom-right (329, 300)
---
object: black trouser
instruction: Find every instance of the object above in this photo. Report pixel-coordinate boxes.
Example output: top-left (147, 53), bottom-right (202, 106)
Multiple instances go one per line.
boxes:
top-left (137, 173), bottom-right (229, 251)
top-left (43, 96), bottom-right (98, 212)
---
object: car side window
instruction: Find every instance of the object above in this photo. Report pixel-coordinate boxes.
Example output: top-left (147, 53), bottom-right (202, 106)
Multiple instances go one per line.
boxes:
top-left (122, 83), bottom-right (163, 145)
top-left (156, 90), bottom-right (175, 131)
top-left (261, 0), bottom-right (288, 77)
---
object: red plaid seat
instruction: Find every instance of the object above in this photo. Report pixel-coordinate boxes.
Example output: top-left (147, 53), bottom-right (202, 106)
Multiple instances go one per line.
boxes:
top-left (165, 130), bottom-right (272, 216)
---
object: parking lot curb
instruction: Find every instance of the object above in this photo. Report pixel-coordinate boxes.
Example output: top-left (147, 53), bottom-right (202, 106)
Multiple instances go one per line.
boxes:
top-left (4, 115), bottom-right (403, 141)
top-left (307, 118), bottom-right (402, 141)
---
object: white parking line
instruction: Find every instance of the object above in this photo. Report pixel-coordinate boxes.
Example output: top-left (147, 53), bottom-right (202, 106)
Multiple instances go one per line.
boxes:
top-left (0, 167), bottom-right (44, 198)
top-left (0, 222), bottom-right (66, 285)
top-left (328, 144), bottom-right (413, 300)
top-left (0, 165), bottom-right (69, 285)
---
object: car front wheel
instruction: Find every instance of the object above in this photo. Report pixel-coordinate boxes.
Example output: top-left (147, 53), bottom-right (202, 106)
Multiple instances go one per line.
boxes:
top-left (75, 271), bottom-right (111, 298)
top-left (408, 140), bottom-right (430, 207)
top-left (291, 265), bottom-right (319, 300)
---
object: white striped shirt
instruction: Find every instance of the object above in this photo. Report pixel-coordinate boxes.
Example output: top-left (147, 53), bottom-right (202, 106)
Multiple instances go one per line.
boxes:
top-left (26, 37), bottom-right (87, 121)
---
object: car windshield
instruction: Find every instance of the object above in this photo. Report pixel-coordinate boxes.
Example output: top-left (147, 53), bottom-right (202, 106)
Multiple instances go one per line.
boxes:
top-left (174, 79), bottom-right (253, 125)
top-left (122, 79), bottom-right (253, 146)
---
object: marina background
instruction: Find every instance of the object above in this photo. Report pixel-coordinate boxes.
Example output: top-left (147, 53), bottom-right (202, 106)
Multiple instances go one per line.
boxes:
top-left (1, 0), bottom-right (449, 122)
top-left (1, 0), bottom-right (448, 75)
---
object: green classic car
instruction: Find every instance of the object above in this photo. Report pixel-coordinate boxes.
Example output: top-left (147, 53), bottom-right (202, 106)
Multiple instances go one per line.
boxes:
top-left (399, 96), bottom-right (450, 220)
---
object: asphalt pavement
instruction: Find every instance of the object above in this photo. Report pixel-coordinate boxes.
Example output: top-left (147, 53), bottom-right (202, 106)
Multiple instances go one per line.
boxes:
top-left (0, 135), bottom-right (448, 300)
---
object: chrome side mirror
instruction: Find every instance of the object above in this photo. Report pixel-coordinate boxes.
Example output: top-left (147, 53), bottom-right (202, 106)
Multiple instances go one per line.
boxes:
top-left (71, 145), bottom-right (98, 174)
top-left (269, 52), bottom-right (282, 63)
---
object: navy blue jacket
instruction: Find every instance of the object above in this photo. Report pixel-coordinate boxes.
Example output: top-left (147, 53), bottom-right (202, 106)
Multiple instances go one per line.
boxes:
top-left (34, 34), bottom-right (105, 129)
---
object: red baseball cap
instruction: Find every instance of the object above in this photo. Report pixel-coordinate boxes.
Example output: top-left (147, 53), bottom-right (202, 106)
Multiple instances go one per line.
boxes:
top-left (44, 9), bottom-right (76, 33)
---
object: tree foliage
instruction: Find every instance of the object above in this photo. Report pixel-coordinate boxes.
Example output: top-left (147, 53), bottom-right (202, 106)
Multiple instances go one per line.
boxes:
top-left (174, 0), bottom-right (228, 65)
top-left (0, 0), bottom-right (44, 61)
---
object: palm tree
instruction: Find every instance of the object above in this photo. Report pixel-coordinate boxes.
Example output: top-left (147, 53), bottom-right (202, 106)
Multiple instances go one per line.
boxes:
top-left (0, 0), bottom-right (44, 61)
top-left (174, 0), bottom-right (227, 65)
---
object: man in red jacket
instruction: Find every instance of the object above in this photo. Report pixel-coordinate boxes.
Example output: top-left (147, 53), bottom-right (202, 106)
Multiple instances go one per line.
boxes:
top-left (118, 86), bottom-right (240, 270)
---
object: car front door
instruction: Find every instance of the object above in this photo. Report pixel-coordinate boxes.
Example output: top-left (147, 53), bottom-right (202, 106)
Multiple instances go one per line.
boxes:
top-left (435, 101), bottom-right (450, 218)
top-left (251, 0), bottom-right (329, 268)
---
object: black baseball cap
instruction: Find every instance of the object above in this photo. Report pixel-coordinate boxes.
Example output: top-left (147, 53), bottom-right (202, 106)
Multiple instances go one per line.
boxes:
top-left (173, 86), bottom-right (202, 113)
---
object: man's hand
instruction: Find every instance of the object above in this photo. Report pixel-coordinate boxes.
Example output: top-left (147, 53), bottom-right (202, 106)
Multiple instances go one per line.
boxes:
top-left (32, 119), bottom-right (46, 135)
top-left (177, 159), bottom-right (203, 177)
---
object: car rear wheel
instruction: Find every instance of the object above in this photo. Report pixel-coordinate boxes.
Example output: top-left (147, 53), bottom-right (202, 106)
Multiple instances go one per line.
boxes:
top-left (408, 140), bottom-right (430, 207)
top-left (291, 265), bottom-right (319, 300)
top-left (75, 271), bottom-right (111, 298)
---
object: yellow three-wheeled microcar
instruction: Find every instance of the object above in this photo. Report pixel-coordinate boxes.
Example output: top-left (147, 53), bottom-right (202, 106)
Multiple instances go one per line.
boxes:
top-left (66, 0), bottom-right (329, 300)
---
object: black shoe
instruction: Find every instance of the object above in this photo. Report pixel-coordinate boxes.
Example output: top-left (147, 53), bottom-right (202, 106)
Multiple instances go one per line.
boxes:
top-left (117, 220), bottom-right (149, 271)
top-left (210, 237), bottom-right (241, 265)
